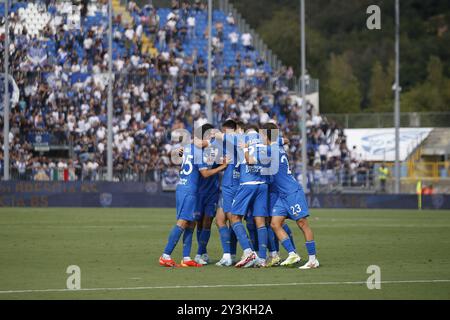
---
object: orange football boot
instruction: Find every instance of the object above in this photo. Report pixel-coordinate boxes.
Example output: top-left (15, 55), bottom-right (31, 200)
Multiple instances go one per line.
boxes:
top-left (159, 256), bottom-right (178, 267)
top-left (179, 259), bottom-right (203, 267)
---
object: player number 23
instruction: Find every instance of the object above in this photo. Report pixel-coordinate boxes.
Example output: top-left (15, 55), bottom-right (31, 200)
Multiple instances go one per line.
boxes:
top-left (290, 204), bottom-right (301, 215)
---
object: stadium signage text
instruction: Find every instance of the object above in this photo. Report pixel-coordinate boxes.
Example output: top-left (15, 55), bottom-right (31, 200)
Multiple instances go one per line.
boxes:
top-left (0, 182), bottom-right (448, 209)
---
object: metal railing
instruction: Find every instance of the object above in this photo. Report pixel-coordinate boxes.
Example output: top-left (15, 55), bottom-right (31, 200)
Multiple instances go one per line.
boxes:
top-left (13, 70), bottom-right (316, 94)
top-left (5, 168), bottom-right (161, 182)
top-left (3, 166), bottom-right (449, 194)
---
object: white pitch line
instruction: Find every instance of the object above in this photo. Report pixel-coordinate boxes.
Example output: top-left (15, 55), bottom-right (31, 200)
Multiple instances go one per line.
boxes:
top-left (0, 279), bottom-right (449, 295)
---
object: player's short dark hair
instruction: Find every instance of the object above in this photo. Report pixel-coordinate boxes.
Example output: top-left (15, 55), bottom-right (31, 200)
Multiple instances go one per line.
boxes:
top-left (195, 123), bottom-right (215, 140)
top-left (261, 122), bottom-right (279, 143)
top-left (222, 119), bottom-right (237, 130)
top-left (235, 120), bottom-right (245, 130)
top-left (246, 123), bottom-right (259, 132)
top-left (268, 121), bottom-right (279, 129)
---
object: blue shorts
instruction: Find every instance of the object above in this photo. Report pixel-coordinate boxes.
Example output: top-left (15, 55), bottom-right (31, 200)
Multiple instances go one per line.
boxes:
top-left (194, 191), bottom-right (219, 221)
top-left (176, 190), bottom-right (197, 222)
top-left (221, 185), bottom-right (238, 213)
top-left (231, 184), bottom-right (268, 217)
top-left (271, 189), bottom-right (309, 220)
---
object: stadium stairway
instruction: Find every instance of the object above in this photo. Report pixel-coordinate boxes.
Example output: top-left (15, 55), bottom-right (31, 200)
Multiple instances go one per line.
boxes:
top-left (407, 128), bottom-right (450, 179)
top-left (111, 0), bottom-right (158, 57)
top-left (421, 128), bottom-right (450, 159)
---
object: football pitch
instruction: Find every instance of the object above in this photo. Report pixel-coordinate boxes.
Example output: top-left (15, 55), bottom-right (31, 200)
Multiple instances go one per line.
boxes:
top-left (0, 208), bottom-right (449, 300)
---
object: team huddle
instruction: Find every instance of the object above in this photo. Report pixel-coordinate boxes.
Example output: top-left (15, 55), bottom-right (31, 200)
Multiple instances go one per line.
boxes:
top-left (159, 119), bottom-right (319, 269)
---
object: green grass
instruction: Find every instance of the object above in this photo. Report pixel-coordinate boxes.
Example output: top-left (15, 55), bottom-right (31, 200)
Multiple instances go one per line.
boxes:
top-left (0, 208), bottom-right (449, 299)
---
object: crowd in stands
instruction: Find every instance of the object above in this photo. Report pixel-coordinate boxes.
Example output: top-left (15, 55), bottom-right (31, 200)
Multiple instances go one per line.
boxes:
top-left (0, 0), bottom-right (370, 190)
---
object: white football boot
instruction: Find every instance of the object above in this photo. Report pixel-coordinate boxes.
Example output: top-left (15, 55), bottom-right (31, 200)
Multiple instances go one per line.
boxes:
top-left (194, 254), bottom-right (208, 265)
top-left (299, 259), bottom-right (320, 269)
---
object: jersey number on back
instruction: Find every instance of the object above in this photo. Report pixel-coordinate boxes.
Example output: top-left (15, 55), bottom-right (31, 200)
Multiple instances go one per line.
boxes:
top-left (290, 204), bottom-right (301, 215)
top-left (281, 155), bottom-right (292, 175)
top-left (181, 155), bottom-right (193, 175)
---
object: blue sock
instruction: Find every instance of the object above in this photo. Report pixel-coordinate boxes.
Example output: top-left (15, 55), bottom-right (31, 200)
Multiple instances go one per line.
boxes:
top-left (163, 225), bottom-right (184, 255)
top-left (257, 226), bottom-right (268, 259)
top-left (231, 222), bottom-right (252, 251)
top-left (281, 237), bottom-right (296, 254)
top-left (267, 226), bottom-right (278, 253)
top-left (229, 227), bottom-right (237, 255)
top-left (305, 240), bottom-right (316, 256)
top-left (219, 226), bottom-right (231, 254)
top-left (246, 222), bottom-right (258, 251)
top-left (196, 227), bottom-right (202, 249)
top-left (197, 229), bottom-right (211, 255)
top-left (283, 224), bottom-right (295, 250)
top-left (182, 227), bottom-right (194, 258)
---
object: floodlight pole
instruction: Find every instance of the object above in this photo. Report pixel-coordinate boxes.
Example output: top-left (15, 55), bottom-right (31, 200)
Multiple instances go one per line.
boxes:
top-left (206, 0), bottom-right (213, 123)
top-left (300, 0), bottom-right (307, 190)
top-left (3, 0), bottom-right (10, 180)
top-left (107, 0), bottom-right (113, 181)
top-left (394, 0), bottom-right (400, 194)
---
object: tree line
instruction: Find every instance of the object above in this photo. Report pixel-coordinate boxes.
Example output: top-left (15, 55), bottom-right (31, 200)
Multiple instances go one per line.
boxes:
top-left (230, 0), bottom-right (450, 113)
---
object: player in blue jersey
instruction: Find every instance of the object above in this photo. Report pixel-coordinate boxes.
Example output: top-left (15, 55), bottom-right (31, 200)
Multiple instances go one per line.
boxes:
top-left (259, 122), bottom-right (319, 269)
top-left (265, 122), bottom-right (296, 267)
top-left (195, 119), bottom-right (242, 266)
top-left (159, 124), bottom-right (229, 268)
top-left (209, 119), bottom-right (239, 266)
top-left (230, 124), bottom-right (270, 268)
top-left (194, 130), bottom-right (222, 265)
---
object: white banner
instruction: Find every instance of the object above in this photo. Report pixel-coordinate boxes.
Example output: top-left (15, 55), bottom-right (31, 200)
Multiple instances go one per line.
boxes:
top-left (344, 128), bottom-right (433, 162)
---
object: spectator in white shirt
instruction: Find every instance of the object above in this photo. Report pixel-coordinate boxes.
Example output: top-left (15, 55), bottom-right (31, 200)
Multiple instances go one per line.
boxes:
top-left (187, 16), bottom-right (196, 39)
top-left (190, 102), bottom-right (201, 117)
top-left (226, 13), bottom-right (235, 25)
top-left (169, 65), bottom-right (179, 78)
top-left (241, 33), bottom-right (253, 51)
top-left (318, 143), bottom-right (329, 167)
top-left (229, 31), bottom-right (239, 51)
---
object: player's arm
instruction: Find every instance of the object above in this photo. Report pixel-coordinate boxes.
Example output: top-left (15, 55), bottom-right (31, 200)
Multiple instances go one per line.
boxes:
top-left (245, 145), bottom-right (270, 165)
top-left (170, 146), bottom-right (184, 165)
top-left (244, 148), bottom-right (255, 165)
top-left (243, 145), bottom-right (258, 165)
top-left (282, 137), bottom-right (290, 145)
top-left (214, 131), bottom-right (225, 141)
top-left (193, 137), bottom-right (210, 148)
top-left (193, 132), bottom-right (223, 148)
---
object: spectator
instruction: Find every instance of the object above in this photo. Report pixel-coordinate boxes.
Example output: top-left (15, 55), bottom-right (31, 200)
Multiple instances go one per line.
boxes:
top-left (379, 163), bottom-right (389, 192)
top-left (241, 32), bottom-right (253, 51)
top-left (226, 13), bottom-right (235, 26)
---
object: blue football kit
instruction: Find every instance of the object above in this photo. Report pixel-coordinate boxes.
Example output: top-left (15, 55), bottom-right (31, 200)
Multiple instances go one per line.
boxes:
top-left (195, 145), bottom-right (220, 221)
top-left (211, 134), bottom-right (241, 213)
top-left (176, 143), bottom-right (203, 222)
top-left (264, 145), bottom-right (309, 221)
top-left (231, 131), bottom-right (268, 218)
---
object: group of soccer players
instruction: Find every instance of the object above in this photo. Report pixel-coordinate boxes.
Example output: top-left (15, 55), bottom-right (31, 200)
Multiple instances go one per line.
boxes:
top-left (159, 119), bottom-right (319, 269)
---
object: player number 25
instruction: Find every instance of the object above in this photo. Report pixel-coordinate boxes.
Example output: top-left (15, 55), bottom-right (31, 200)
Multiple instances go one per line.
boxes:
top-left (181, 155), bottom-right (194, 175)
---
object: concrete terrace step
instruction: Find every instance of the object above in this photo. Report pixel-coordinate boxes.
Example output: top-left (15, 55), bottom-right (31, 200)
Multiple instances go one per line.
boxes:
top-left (112, 0), bottom-right (157, 56)
top-left (421, 128), bottom-right (450, 156)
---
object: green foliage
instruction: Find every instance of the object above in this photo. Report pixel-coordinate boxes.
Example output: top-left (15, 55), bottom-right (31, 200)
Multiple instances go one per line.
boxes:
top-left (402, 56), bottom-right (450, 112)
top-left (368, 60), bottom-right (394, 112)
top-left (321, 53), bottom-right (362, 113)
